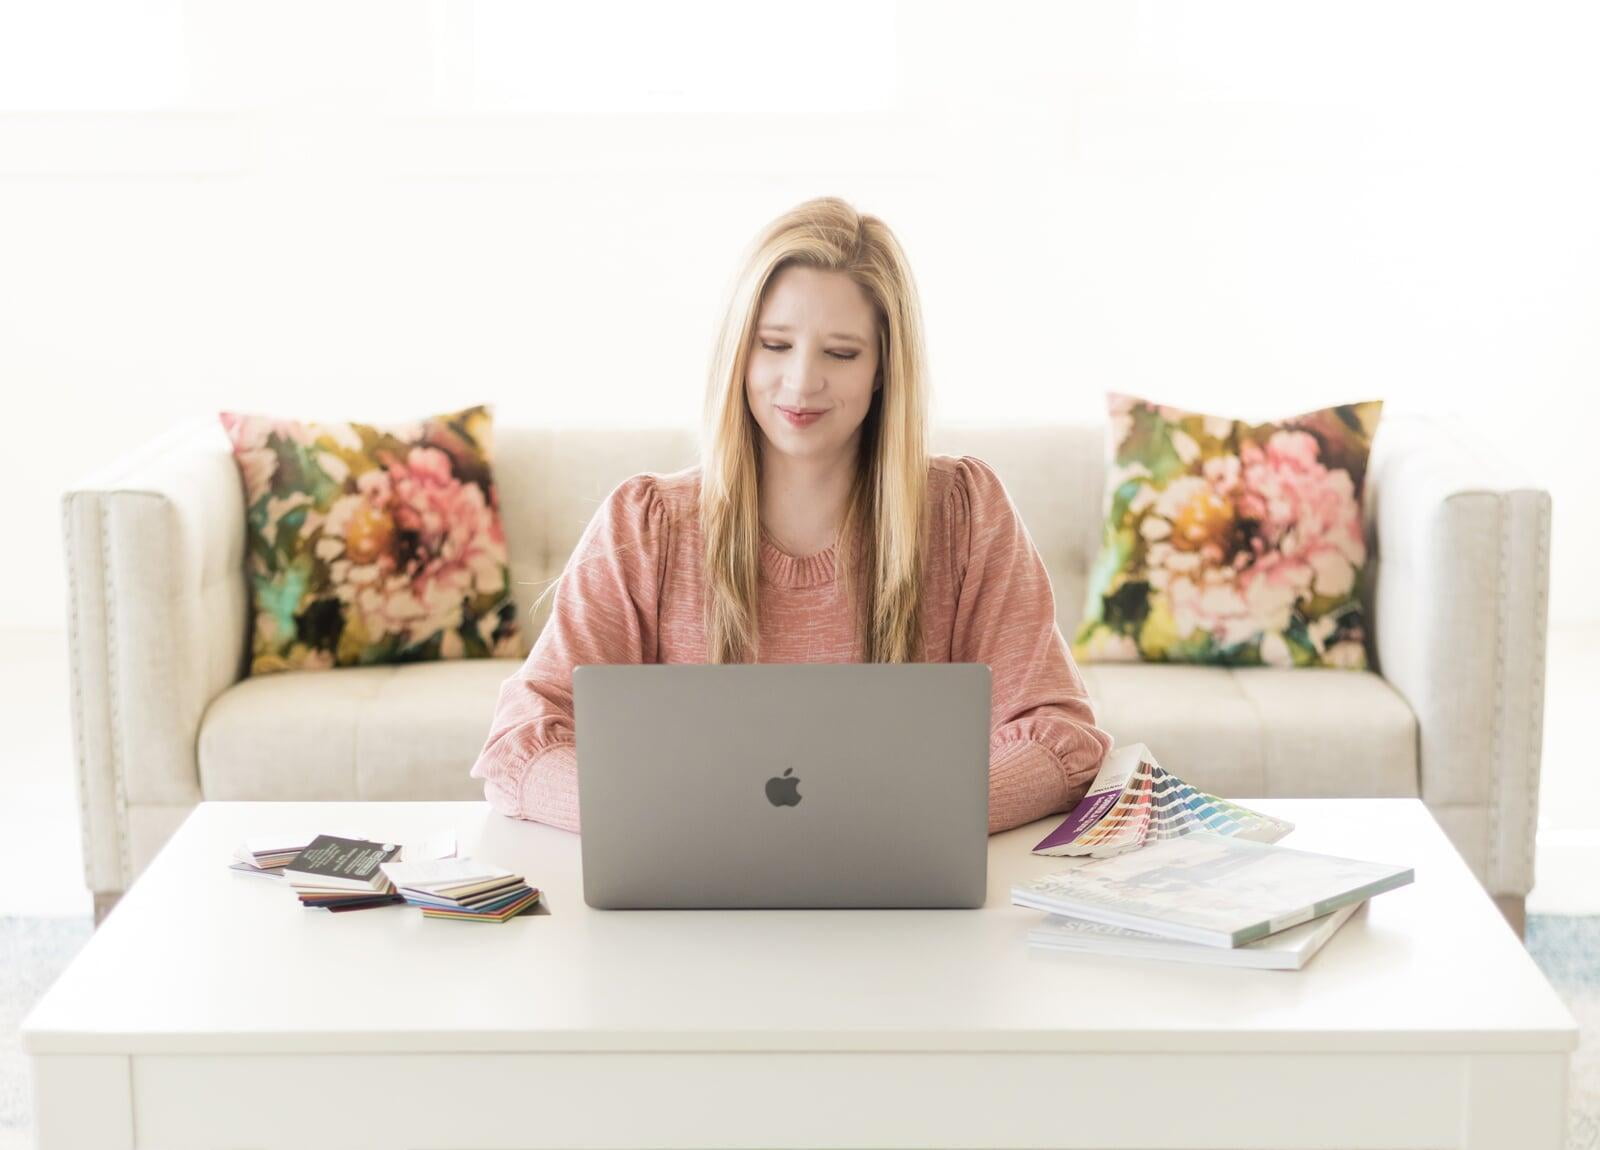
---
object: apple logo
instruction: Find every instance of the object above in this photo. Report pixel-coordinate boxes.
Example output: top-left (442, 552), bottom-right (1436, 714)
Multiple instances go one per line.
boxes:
top-left (765, 767), bottom-right (802, 807)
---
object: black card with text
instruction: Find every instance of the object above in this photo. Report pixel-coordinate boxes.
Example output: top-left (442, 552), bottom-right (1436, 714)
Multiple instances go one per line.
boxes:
top-left (282, 835), bottom-right (401, 890)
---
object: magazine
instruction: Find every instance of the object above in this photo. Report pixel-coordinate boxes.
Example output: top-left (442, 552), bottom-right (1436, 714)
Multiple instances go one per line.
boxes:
top-left (1011, 830), bottom-right (1412, 948)
top-left (1028, 901), bottom-right (1361, 969)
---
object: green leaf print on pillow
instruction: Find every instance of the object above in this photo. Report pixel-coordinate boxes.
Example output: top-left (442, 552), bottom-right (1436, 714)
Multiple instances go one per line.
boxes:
top-left (1072, 393), bottom-right (1383, 670)
top-left (219, 404), bottom-right (522, 675)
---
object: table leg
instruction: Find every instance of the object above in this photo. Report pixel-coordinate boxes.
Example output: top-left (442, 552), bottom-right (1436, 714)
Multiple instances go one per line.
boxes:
top-left (1460, 1052), bottom-right (1568, 1149)
top-left (31, 1054), bottom-right (133, 1150)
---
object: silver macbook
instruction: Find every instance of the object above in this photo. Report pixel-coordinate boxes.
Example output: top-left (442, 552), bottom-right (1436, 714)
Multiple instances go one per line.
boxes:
top-left (573, 663), bottom-right (991, 909)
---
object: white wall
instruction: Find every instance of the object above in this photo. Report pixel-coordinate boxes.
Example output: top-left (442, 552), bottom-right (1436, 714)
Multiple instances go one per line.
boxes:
top-left (3, 0), bottom-right (1596, 628)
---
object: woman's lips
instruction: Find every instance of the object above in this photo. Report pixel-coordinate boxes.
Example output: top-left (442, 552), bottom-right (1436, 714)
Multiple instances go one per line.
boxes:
top-left (779, 406), bottom-right (826, 427)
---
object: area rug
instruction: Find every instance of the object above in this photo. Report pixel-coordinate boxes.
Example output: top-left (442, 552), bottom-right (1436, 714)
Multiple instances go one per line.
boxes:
top-left (1527, 914), bottom-right (1600, 1150)
top-left (1, 913), bottom-right (1596, 1146)
top-left (0, 916), bottom-right (92, 1143)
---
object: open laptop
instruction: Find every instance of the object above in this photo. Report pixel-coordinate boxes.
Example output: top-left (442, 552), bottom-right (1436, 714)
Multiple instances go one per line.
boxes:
top-left (572, 663), bottom-right (991, 910)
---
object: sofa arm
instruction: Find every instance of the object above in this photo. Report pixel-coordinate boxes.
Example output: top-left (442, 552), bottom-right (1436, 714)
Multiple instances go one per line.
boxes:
top-left (1366, 412), bottom-right (1551, 900)
top-left (62, 417), bottom-right (249, 897)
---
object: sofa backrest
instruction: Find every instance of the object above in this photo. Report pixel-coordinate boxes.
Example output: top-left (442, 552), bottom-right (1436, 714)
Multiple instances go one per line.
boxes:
top-left (492, 424), bottom-right (1111, 653)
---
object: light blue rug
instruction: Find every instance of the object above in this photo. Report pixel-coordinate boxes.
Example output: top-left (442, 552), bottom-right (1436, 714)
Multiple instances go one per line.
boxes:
top-left (2, 914), bottom-right (1597, 1146)
top-left (1526, 915), bottom-right (1600, 1150)
top-left (0, 916), bottom-right (92, 1140)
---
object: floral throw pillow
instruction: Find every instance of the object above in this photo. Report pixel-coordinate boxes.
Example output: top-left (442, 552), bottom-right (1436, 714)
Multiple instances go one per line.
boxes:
top-left (219, 404), bottom-right (521, 674)
top-left (1072, 393), bottom-right (1383, 669)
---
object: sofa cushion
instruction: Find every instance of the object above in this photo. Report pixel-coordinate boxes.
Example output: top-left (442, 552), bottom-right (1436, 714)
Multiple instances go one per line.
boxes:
top-left (1079, 663), bottom-right (1418, 801)
top-left (198, 657), bottom-right (1417, 809)
top-left (199, 659), bottom-right (523, 801)
top-left (218, 404), bottom-right (522, 674)
top-left (1073, 393), bottom-right (1383, 670)
top-left (494, 424), bottom-right (1112, 655)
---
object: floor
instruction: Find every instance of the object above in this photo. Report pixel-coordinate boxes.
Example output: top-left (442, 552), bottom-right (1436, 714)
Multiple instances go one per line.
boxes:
top-left (1, 623), bottom-right (1596, 920)
top-left (0, 630), bottom-right (89, 919)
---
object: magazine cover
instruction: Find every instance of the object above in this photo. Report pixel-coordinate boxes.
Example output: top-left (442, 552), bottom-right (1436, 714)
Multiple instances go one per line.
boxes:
top-left (1013, 831), bottom-right (1412, 947)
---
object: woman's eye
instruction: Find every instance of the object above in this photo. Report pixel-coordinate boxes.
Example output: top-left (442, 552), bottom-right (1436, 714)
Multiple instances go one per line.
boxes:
top-left (760, 342), bottom-right (857, 360)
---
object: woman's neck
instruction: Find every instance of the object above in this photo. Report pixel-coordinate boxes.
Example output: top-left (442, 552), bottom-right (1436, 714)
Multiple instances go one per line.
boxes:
top-left (758, 446), bottom-right (858, 557)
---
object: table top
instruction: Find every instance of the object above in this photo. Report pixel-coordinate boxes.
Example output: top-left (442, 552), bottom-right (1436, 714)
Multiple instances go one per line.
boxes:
top-left (22, 797), bottom-right (1579, 1056)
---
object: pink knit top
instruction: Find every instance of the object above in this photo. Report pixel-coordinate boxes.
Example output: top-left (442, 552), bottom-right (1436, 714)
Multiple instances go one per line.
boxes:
top-left (470, 454), bottom-right (1113, 835)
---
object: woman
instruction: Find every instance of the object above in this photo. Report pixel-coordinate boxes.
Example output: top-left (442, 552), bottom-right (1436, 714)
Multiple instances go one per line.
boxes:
top-left (470, 196), bottom-right (1112, 834)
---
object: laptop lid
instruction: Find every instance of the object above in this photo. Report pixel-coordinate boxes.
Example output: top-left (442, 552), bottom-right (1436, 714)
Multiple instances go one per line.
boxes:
top-left (573, 663), bottom-right (991, 909)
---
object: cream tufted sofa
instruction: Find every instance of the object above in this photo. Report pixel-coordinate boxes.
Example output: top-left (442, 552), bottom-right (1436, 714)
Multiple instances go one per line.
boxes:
top-left (62, 414), bottom-right (1551, 931)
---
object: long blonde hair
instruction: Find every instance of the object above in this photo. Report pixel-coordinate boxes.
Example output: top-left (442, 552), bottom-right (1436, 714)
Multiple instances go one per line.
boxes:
top-left (699, 196), bottom-right (931, 665)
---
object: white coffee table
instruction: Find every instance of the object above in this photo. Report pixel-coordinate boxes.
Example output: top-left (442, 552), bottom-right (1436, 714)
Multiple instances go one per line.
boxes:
top-left (23, 797), bottom-right (1577, 1149)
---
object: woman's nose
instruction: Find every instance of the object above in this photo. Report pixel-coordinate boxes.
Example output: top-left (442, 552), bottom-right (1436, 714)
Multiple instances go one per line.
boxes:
top-left (786, 349), bottom-right (828, 392)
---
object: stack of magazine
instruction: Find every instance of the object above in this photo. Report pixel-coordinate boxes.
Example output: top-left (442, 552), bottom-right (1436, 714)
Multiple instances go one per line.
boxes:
top-left (1014, 745), bottom-right (1414, 969)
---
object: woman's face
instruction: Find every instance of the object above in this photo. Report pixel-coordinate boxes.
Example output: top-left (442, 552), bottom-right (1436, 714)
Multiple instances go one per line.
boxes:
top-left (745, 264), bottom-right (881, 462)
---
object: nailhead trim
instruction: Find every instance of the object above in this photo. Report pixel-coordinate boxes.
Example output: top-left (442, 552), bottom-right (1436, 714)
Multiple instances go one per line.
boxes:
top-left (100, 493), bottom-right (133, 889)
top-left (62, 492), bottom-right (104, 895)
top-left (1519, 494), bottom-right (1552, 884)
top-left (1487, 492), bottom-right (1508, 886)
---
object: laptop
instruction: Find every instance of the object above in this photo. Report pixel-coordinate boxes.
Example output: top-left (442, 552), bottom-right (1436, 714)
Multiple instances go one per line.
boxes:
top-left (572, 663), bottom-right (991, 909)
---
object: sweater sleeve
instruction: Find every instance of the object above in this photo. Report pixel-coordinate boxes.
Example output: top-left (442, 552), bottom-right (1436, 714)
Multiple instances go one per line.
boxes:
top-left (469, 473), bottom-right (668, 832)
top-left (947, 456), bottom-right (1114, 834)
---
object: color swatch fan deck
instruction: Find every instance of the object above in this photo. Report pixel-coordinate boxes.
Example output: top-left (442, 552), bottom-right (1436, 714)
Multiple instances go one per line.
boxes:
top-left (1032, 743), bottom-right (1294, 858)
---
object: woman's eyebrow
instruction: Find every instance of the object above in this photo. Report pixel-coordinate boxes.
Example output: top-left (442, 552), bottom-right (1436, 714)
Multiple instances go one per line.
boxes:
top-left (757, 323), bottom-right (867, 345)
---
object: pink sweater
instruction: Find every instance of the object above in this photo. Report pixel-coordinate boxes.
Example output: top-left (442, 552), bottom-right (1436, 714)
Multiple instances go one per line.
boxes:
top-left (470, 454), bottom-right (1113, 835)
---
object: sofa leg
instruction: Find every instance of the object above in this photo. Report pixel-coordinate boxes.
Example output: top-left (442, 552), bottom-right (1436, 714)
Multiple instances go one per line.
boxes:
top-left (93, 891), bottom-right (122, 927)
top-left (1493, 894), bottom-right (1526, 941)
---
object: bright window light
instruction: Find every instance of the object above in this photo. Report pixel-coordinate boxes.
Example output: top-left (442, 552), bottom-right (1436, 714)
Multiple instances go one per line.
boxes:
top-left (468, 0), bottom-right (898, 114)
top-left (0, 0), bottom-right (184, 110)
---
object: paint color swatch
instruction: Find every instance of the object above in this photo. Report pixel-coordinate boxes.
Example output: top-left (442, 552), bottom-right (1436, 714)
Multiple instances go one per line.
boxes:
top-left (1031, 743), bottom-right (1294, 857)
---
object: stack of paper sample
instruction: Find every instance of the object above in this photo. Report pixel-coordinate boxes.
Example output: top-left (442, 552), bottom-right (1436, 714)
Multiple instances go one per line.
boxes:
top-left (380, 857), bottom-right (543, 922)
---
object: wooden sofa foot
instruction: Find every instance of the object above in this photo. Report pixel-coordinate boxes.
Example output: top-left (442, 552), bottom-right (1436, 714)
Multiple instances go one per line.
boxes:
top-left (93, 891), bottom-right (122, 927)
top-left (1493, 893), bottom-right (1526, 941)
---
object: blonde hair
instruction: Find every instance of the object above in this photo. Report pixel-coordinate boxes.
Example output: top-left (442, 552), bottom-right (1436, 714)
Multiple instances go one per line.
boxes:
top-left (699, 196), bottom-right (932, 665)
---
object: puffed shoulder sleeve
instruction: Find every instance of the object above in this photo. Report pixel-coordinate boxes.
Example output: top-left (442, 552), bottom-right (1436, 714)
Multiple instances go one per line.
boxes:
top-left (948, 456), bottom-right (1113, 834)
top-left (469, 473), bottom-right (669, 832)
